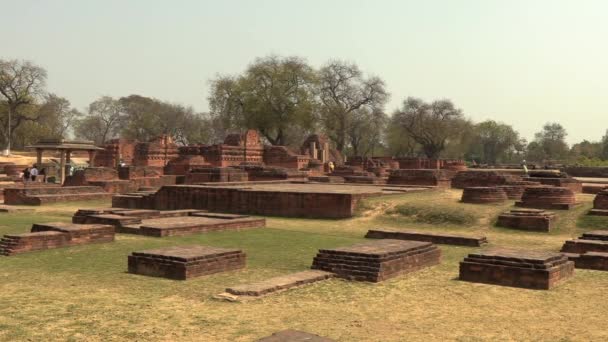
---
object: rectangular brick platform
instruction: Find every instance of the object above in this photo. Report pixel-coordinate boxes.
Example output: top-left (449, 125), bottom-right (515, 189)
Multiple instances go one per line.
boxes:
top-left (496, 209), bottom-right (557, 232)
top-left (256, 330), bottom-right (335, 342)
top-left (111, 183), bottom-right (429, 219)
top-left (0, 222), bottom-right (114, 256)
top-left (128, 245), bottom-right (246, 280)
top-left (364, 228), bottom-right (488, 247)
top-left (135, 216), bottom-right (265, 237)
top-left (563, 252), bottom-right (608, 271)
top-left (4, 186), bottom-right (113, 205)
top-left (311, 239), bottom-right (441, 282)
top-left (225, 270), bottom-right (334, 297)
top-left (459, 248), bottom-right (574, 289)
top-left (560, 231), bottom-right (608, 254)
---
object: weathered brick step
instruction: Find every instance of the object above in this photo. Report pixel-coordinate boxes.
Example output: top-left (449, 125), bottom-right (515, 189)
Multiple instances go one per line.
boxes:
top-left (225, 270), bottom-right (334, 297)
top-left (365, 228), bottom-right (488, 247)
top-left (563, 252), bottom-right (608, 271)
top-left (34, 193), bottom-right (114, 204)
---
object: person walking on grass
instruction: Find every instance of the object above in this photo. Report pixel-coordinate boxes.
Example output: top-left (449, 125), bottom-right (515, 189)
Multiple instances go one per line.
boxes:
top-left (30, 165), bottom-right (38, 182)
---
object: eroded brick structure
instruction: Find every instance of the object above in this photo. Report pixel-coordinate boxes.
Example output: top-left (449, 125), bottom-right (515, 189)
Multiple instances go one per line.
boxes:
top-left (461, 187), bottom-right (508, 204)
top-left (496, 209), bottom-right (557, 232)
top-left (560, 231), bottom-right (608, 254)
top-left (515, 186), bottom-right (578, 210)
top-left (387, 169), bottom-right (453, 187)
top-left (451, 170), bottom-right (520, 189)
top-left (459, 248), bottom-right (574, 290)
top-left (311, 239), bottom-right (441, 282)
top-left (0, 222), bottom-right (114, 256)
top-left (589, 190), bottom-right (608, 216)
top-left (365, 228), bottom-right (488, 247)
top-left (128, 245), bottom-right (246, 280)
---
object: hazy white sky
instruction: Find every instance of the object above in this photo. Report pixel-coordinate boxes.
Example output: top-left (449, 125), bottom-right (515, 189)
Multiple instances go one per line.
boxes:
top-left (2, 0), bottom-right (607, 144)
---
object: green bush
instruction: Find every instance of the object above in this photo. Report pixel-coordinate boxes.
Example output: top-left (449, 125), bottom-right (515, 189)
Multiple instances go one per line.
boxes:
top-left (388, 203), bottom-right (478, 225)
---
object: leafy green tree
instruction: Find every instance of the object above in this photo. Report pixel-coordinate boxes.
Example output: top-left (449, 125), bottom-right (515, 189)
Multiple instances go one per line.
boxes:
top-left (468, 120), bottom-right (521, 164)
top-left (392, 97), bottom-right (469, 158)
top-left (528, 123), bottom-right (569, 161)
top-left (74, 96), bottom-right (124, 144)
top-left (208, 55), bottom-right (318, 146)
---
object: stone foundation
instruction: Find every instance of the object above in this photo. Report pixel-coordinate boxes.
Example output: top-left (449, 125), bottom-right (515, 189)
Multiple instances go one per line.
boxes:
top-left (225, 270), bottom-right (334, 297)
top-left (365, 228), bottom-right (487, 247)
top-left (387, 169), bottom-right (452, 187)
top-left (515, 186), bottom-right (577, 210)
top-left (496, 209), bottom-right (557, 232)
top-left (459, 248), bottom-right (574, 290)
top-left (128, 245), bottom-right (246, 280)
top-left (0, 222), bottom-right (114, 256)
top-left (461, 187), bottom-right (508, 204)
top-left (311, 239), bottom-right (440, 282)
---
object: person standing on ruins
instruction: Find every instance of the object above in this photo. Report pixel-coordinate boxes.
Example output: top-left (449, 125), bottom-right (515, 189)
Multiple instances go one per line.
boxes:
top-left (30, 165), bottom-right (39, 182)
top-left (22, 167), bottom-right (30, 183)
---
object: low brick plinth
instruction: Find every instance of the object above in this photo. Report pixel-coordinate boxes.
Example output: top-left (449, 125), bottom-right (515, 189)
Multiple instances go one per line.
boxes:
top-left (560, 231), bottom-right (608, 254)
top-left (461, 187), bottom-right (508, 204)
top-left (311, 239), bottom-right (440, 282)
top-left (256, 330), bottom-right (335, 342)
top-left (523, 176), bottom-right (583, 193)
top-left (136, 216), bottom-right (265, 237)
top-left (343, 175), bottom-right (385, 184)
top-left (451, 171), bottom-right (520, 189)
top-left (308, 176), bottom-right (345, 183)
top-left (365, 228), bottom-right (487, 247)
top-left (496, 209), bottom-right (557, 232)
top-left (583, 184), bottom-right (608, 194)
top-left (592, 190), bottom-right (608, 210)
top-left (128, 245), bottom-right (246, 280)
top-left (0, 222), bottom-right (114, 256)
top-left (459, 248), bottom-right (574, 289)
top-left (225, 270), bottom-right (334, 297)
top-left (515, 186), bottom-right (577, 210)
top-left (564, 252), bottom-right (608, 271)
top-left (387, 169), bottom-right (452, 187)
top-left (4, 186), bottom-right (113, 205)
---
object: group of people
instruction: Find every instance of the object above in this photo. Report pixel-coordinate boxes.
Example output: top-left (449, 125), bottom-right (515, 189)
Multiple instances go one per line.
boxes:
top-left (22, 165), bottom-right (46, 183)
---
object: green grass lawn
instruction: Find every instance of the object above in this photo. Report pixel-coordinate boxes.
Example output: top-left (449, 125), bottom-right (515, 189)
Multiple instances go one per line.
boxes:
top-left (1, 191), bottom-right (608, 341)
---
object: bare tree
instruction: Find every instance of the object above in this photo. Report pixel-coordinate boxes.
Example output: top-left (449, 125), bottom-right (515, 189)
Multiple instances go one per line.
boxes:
top-left (0, 59), bottom-right (47, 153)
top-left (318, 60), bottom-right (388, 152)
top-left (74, 96), bottom-right (123, 144)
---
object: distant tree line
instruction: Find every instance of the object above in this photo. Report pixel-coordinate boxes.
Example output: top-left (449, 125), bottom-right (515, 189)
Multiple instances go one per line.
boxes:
top-left (1, 57), bottom-right (608, 166)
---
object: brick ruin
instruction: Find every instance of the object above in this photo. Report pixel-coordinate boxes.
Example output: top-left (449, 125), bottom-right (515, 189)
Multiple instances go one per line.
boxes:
top-left (365, 228), bottom-right (488, 247)
top-left (0, 222), bottom-right (114, 256)
top-left (461, 187), bottom-right (508, 204)
top-left (256, 330), bottom-right (335, 342)
top-left (496, 209), bottom-right (557, 232)
top-left (72, 208), bottom-right (265, 237)
top-left (4, 186), bottom-right (114, 205)
top-left (523, 171), bottom-right (582, 193)
top-left (311, 239), bottom-right (441, 282)
top-left (459, 248), bottom-right (574, 290)
top-left (515, 186), bottom-right (578, 210)
top-left (111, 184), bottom-right (385, 219)
top-left (395, 157), bottom-right (466, 171)
top-left (128, 245), bottom-right (246, 280)
top-left (589, 189), bottom-right (608, 216)
top-left (387, 169), bottom-right (453, 187)
top-left (451, 170), bottom-right (521, 189)
top-left (561, 230), bottom-right (608, 271)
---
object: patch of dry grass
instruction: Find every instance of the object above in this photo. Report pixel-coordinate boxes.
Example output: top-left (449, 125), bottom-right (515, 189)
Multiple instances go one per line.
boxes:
top-left (0, 191), bottom-right (608, 341)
